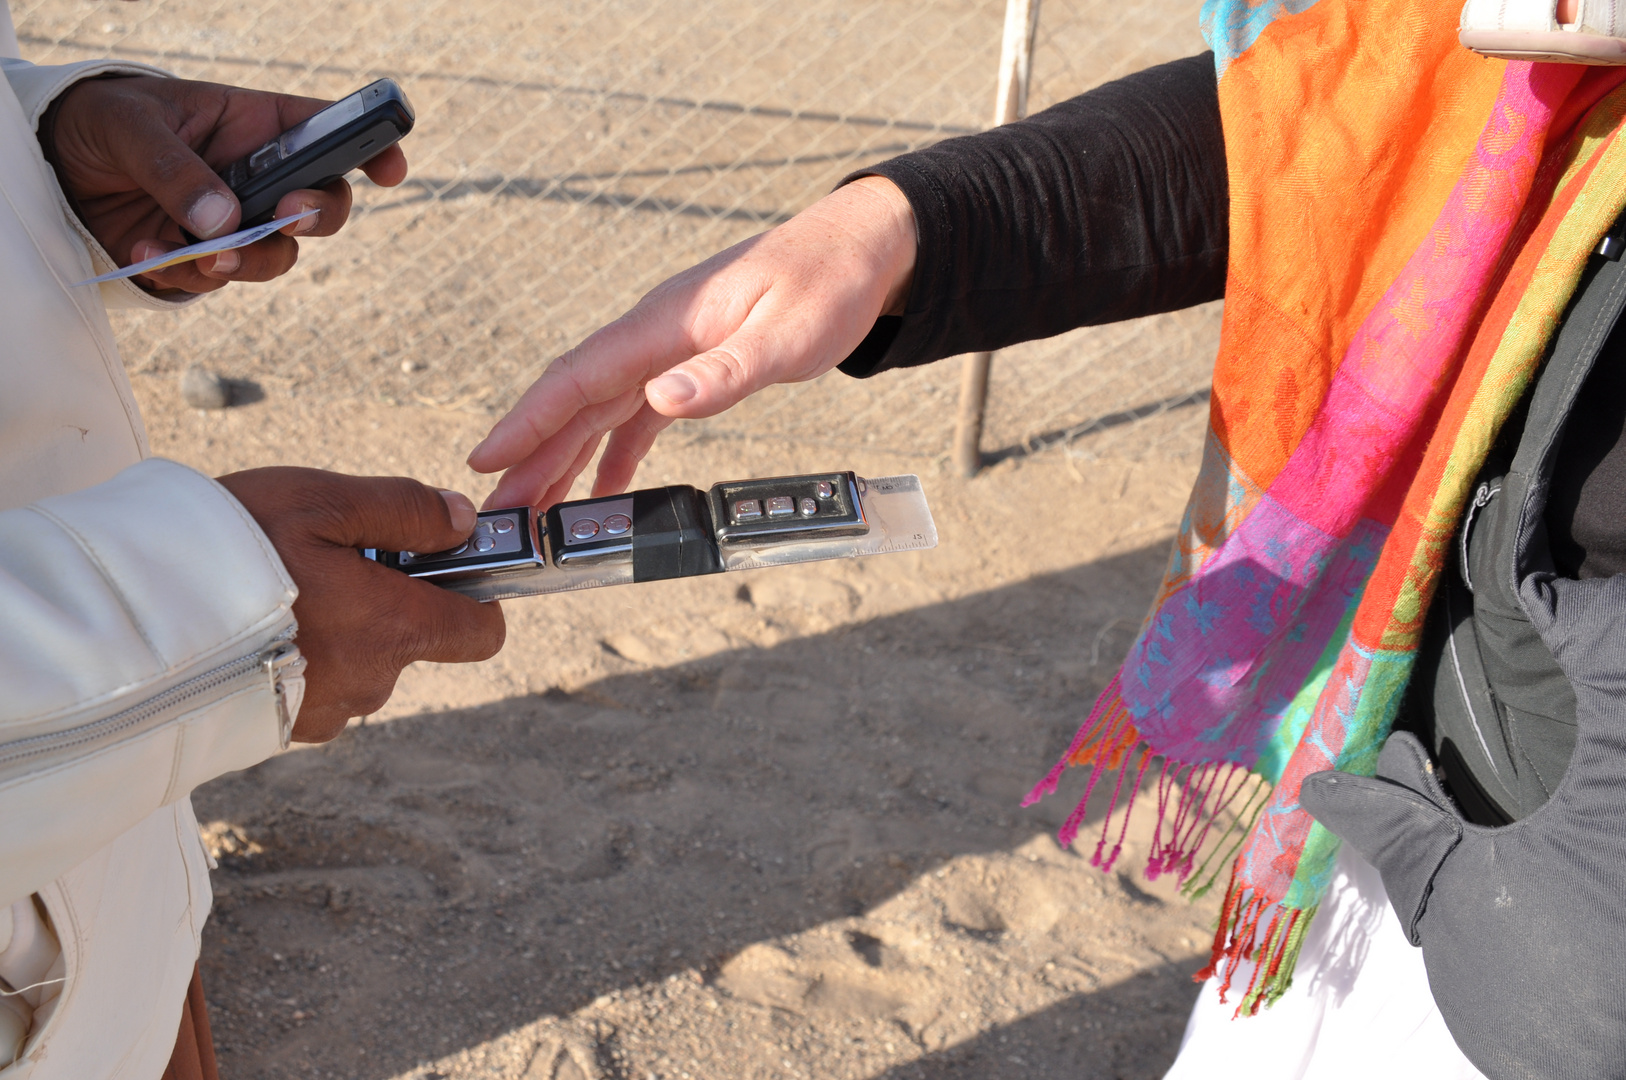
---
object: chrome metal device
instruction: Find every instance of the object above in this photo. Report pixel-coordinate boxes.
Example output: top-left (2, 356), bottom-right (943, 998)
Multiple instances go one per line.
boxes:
top-left (365, 471), bottom-right (937, 602)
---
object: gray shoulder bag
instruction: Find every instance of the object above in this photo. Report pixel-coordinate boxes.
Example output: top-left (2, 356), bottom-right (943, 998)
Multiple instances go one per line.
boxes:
top-left (1302, 241), bottom-right (1626, 1080)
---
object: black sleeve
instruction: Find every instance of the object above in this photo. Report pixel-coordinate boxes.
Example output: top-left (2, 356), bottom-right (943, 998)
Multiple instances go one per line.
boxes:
top-left (838, 52), bottom-right (1228, 378)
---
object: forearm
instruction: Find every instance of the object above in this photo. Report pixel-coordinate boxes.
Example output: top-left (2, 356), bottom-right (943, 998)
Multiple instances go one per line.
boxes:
top-left (839, 51), bottom-right (1229, 377)
top-left (0, 459), bottom-right (303, 904)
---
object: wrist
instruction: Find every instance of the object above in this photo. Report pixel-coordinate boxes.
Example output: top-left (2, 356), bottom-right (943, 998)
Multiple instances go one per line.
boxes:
top-left (35, 75), bottom-right (173, 298)
top-left (35, 85), bottom-right (79, 212)
top-left (822, 176), bottom-right (918, 317)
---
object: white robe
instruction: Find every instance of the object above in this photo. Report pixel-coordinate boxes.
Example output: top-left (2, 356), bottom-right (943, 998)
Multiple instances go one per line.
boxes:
top-left (1165, 844), bottom-right (1489, 1080)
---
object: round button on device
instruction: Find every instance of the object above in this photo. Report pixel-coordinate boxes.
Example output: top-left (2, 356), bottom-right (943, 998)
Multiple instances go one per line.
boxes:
top-left (603, 513), bottom-right (631, 535)
top-left (474, 535), bottom-right (497, 553)
top-left (493, 517), bottom-right (515, 534)
top-left (816, 481), bottom-right (835, 499)
top-left (570, 518), bottom-right (601, 540)
top-left (799, 497), bottom-right (817, 517)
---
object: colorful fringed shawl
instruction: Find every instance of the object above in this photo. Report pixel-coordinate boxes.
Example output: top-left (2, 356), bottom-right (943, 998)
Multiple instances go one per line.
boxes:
top-left (1024, 0), bottom-right (1626, 1013)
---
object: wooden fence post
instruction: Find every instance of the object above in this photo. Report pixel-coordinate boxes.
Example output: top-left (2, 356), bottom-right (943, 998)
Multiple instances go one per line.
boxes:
top-left (953, 0), bottom-right (1041, 478)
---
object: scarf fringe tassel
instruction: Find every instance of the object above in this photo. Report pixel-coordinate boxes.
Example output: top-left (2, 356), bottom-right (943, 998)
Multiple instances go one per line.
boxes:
top-left (1194, 861), bottom-right (1318, 1016)
top-left (1027, 677), bottom-right (1317, 1014)
top-left (1023, 673), bottom-right (1268, 887)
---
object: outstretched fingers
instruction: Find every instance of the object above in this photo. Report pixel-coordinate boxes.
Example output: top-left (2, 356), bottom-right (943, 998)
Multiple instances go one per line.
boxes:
top-left (593, 404), bottom-right (674, 496)
top-left (482, 387), bottom-right (646, 508)
top-left (468, 314), bottom-right (689, 476)
top-left (535, 437), bottom-right (605, 512)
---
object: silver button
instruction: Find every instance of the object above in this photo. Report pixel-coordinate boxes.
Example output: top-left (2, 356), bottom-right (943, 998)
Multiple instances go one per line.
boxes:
top-left (766, 496), bottom-right (795, 517)
top-left (570, 518), bottom-right (601, 540)
top-left (474, 535), bottom-right (496, 552)
top-left (733, 499), bottom-right (762, 522)
top-left (815, 481), bottom-right (835, 499)
top-left (493, 516), bottom-right (515, 534)
top-left (799, 497), bottom-right (817, 517)
top-left (602, 513), bottom-right (631, 535)
top-left (247, 141), bottom-right (282, 176)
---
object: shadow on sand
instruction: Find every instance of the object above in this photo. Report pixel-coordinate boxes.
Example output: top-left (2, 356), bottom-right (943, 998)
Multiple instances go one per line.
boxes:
top-left (195, 539), bottom-right (1202, 1079)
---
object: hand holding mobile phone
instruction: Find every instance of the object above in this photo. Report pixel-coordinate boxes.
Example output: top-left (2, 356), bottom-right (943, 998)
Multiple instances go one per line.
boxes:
top-left (185, 78), bottom-right (415, 240)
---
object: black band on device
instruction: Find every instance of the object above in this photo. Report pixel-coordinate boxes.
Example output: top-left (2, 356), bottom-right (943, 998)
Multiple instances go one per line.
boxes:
top-left (631, 485), bottom-right (720, 582)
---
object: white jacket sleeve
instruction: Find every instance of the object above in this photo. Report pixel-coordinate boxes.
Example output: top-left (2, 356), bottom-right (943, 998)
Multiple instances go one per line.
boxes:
top-left (0, 55), bottom-right (200, 312)
top-left (0, 458), bottom-right (305, 907)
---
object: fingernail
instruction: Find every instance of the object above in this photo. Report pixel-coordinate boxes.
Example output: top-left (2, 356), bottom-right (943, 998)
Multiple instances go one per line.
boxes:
top-left (187, 191), bottom-right (236, 239)
top-left (293, 206), bottom-right (320, 235)
top-left (648, 371), bottom-right (697, 405)
top-left (438, 489), bottom-right (477, 534)
top-left (131, 240), bottom-right (165, 263)
top-left (210, 250), bottom-right (240, 274)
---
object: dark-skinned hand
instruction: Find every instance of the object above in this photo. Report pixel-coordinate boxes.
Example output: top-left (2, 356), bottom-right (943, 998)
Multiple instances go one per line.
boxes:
top-left (216, 468), bottom-right (505, 743)
top-left (41, 74), bottom-right (408, 294)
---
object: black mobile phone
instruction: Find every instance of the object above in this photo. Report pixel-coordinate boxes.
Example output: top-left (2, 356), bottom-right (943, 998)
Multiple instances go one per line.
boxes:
top-left (209, 78), bottom-right (414, 234)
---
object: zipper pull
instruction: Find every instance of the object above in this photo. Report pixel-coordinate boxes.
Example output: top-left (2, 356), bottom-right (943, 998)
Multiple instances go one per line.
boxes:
top-left (1459, 481), bottom-right (1501, 594)
top-left (1600, 220), bottom-right (1626, 261)
top-left (263, 642), bottom-right (307, 750)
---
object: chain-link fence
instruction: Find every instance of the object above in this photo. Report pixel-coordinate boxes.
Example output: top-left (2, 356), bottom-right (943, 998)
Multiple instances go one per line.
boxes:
top-left (16, 0), bottom-right (1216, 464)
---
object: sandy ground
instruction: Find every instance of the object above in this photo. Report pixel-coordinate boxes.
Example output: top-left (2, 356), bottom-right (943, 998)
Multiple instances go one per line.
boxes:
top-left (128, 371), bottom-right (1225, 1080)
top-left (17, 0), bottom-right (1235, 1075)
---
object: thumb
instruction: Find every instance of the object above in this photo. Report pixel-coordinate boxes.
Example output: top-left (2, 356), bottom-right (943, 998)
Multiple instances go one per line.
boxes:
top-left (109, 107), bottom-right (242, 240)
top-left (317, 475), bottom-right (478, 554)
top-left (644, 329), bottom-right (787, 419)
top-left (1300, 734), bottom-right (1463, 945)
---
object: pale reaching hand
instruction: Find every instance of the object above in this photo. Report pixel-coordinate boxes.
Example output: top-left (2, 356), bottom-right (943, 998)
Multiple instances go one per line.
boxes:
top-left (466, 176), bottom-right (917, 509)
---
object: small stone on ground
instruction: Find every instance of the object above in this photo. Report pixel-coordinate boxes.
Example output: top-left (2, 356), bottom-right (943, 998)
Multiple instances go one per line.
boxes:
top-left (181, 365), bottom-right (231, 410)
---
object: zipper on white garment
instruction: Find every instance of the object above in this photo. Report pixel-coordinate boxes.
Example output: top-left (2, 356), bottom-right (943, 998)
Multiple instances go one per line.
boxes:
top-left (265, 634), bottom-right (306, 748)
top-left (0, 628), bottom-right (305, 771)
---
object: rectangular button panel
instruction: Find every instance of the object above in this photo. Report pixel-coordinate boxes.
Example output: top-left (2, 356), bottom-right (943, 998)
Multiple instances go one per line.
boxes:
top-left (370, 507), bottom-right (544, 584)
top-left (400, 511), bottom-right (526, 566)
top-left (558, 497), bottom-right (634, 547)
top-left (709, 471), bottom-right (867, 545)
top-left (549, 494), bottom-right (636, 566)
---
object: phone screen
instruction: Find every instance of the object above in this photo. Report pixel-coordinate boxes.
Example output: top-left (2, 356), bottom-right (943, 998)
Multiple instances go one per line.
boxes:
top-left (279, 93), bottom-right (365, 156)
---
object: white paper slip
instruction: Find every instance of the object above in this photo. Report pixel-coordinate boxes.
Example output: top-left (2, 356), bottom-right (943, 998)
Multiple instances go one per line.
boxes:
top-left (71, 209), bottom-right (320, 286)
